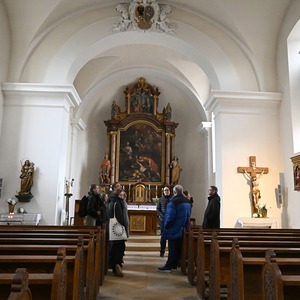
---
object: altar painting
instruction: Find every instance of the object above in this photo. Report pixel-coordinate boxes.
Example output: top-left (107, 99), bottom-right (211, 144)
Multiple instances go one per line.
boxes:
top-left (117, 122), bottom-right (163, 183)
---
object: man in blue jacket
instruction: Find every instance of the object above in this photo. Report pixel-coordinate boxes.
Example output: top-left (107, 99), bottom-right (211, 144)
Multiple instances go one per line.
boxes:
top-left (158, 184), bottom-right (191, 272)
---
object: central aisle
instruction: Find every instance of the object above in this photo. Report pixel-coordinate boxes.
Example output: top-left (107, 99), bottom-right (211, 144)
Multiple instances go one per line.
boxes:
top-left (98, 251), bottom-right (199, 300)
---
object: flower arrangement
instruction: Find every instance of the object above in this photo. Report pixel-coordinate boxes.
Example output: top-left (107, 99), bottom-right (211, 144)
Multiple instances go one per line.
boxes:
top-left (6, 198), bottom-right (17, 205)
top-left (253, 203), bottom-right (269, 218)
top-left (17, 207), bottom-right (26, 214)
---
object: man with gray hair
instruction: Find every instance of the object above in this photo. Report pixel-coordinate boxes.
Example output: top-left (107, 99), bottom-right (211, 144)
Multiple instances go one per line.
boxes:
top-left (158, 184), bottom-right (191, 272)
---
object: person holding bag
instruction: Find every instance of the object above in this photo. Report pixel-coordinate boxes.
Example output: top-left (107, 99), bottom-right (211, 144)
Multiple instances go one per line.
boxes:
top-left (108, 188), bottom-right (129, 277)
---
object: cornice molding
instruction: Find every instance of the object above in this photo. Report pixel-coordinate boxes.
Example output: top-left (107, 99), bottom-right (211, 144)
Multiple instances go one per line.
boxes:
top-left (204, 91), bottom-right (282, 116)
top-left (197, 121), bottom-right (212, 134)
top-left (1, 83), bottom-right (82, 111)
top-left (70, 118), bottom-right (87, 131)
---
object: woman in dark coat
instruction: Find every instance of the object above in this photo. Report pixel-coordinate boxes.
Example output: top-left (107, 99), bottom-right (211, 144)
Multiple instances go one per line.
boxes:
top-left (108, 188), bottom-right (129, 277)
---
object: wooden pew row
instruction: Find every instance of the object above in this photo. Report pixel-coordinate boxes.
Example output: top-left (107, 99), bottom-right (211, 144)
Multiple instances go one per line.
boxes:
top-left (186, 226), bottom-right (300, 285)
top-left (195, 229), bottom-right (300, 300)
top-left (208, 232), bottom-right (300, 300)
top-left (262, 250), bottom-right (300, 300)
top-left (0, 243), bottom-right (82, 300)
top-left (0, 226), bottom-right (105, 300)
top-left (0, 224), bottom-right (107, 289)
top-left (0, 233), bottom-right (94, 300)
top-left (1, 248), bottom-right (68, 300)
top-left (228, 239), bottom-right (300, 300)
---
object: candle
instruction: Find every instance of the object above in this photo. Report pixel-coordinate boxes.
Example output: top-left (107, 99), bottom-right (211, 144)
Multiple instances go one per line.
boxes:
top-left (156, 185), bottom-right (158, 191)
top-left (149, 184), bottom-right (151, 190)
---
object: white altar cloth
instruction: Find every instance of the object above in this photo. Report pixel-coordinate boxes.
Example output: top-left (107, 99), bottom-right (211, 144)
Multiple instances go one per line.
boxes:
top-left (236, 217), bottom-right (278, 229)
top-left (127, 204), bottom-right (157, 211)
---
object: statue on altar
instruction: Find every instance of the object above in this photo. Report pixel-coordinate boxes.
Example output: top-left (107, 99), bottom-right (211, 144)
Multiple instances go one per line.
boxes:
top-left (163, 102), bottom-right (172, 121)
top-left (111, 100), bottom-right (120, 120)
top-left (169, 156), bottom-right (182, 185)
top-left (99, 153), bottom-right (111, 184)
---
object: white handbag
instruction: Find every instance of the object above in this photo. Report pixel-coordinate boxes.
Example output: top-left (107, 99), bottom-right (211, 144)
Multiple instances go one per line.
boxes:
top-left (109, 203), bottom-right (127, 241)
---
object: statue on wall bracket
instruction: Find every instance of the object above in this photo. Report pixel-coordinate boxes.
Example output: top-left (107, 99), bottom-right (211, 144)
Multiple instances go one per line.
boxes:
top-left (114, 0), bottom-right (175, 34)
top-left (15, 159), bottom-right (35, 202)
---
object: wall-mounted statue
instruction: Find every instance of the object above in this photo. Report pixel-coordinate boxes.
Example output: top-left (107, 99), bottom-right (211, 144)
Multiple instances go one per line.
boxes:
top-left (16, 159), bottom-right (35, 202)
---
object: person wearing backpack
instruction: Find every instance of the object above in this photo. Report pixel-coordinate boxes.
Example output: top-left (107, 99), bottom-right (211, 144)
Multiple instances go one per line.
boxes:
top-left (84, 184), bottom-right (107, 226)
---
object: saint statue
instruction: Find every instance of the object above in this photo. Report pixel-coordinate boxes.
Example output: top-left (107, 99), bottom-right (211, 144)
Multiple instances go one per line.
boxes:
top-left (169, 156), bottom-right (182, 185)
top-left (164, 102), bottom-right (172, 121)
top-left (111, 100), bottom-right (120, 120)
top-left (18, 160), bottom-right (34, 195)
top-left (99, 153), bottom-right (111, 184)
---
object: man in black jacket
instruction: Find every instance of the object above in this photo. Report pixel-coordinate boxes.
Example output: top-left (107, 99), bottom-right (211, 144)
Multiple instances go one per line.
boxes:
top-left (84, 184), bottom-right (107, 226)
top-left (157, 186), bottom-right (172, 257)
top-left (202, 185), bottom-right (221, 228)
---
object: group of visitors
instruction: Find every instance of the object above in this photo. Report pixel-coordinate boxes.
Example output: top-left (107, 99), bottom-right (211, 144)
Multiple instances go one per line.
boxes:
top-left (82, 182), bottom-right (129, 277)
top-left (82, 181), bottom-right (221, 277)
top-left (157, 184), bottom-right (220, 272)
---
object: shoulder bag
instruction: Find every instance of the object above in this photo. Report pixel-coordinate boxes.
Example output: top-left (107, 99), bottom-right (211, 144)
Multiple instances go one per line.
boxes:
top-left (109, 202), bottom-right (127, 241)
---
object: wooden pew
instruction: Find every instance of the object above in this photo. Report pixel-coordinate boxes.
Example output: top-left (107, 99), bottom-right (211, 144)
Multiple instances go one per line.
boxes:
top-left (195, 229), bottom-right (300, 300)
top-left (0, 234), bottom-right (90, 300)
top-left (7, 268), bottom-right (32, 300)
top-left (0, 227), bottom-right (103, 300)
top-left (228, 239), bottom-right (300, 300)
top-left (1, 248), bottom-right (68, 300)
top-left (208, 232), bottom-right (300, 300)
top-left (262, 249), bottom-right (300, 300)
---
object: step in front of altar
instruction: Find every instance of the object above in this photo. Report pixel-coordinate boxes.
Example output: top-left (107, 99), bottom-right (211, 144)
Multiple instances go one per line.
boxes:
top-left (125, 235), bottom-right (168, 254)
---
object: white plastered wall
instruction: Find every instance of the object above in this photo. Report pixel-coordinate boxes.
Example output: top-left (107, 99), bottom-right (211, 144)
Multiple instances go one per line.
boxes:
top-left (0, 84), bottom-right (80, 225)
top-left (205, 91), bottom-right (283, 228)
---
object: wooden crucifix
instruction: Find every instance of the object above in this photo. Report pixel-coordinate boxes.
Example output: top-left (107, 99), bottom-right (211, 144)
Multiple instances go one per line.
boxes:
top-left (237, 156), bottom-right (269, 215)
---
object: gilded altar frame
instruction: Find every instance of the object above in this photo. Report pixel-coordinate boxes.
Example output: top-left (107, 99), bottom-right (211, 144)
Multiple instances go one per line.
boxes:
top-left (104, 78), bottom-right (178, 202)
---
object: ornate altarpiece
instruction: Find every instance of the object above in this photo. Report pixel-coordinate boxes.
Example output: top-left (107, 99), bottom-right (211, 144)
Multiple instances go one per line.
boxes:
top-left (104, 78), bottom-right (178, 203)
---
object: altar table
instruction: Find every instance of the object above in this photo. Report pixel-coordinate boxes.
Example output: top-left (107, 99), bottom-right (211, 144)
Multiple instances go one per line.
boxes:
top-left (236, 217), bottom-right (278, 229)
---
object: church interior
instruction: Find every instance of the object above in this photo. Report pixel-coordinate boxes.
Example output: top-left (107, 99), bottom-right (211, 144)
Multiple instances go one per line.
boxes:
top-left (0, 1), bottom-right (300, 228)
top-left (1, 1), bottom-right (300, 299)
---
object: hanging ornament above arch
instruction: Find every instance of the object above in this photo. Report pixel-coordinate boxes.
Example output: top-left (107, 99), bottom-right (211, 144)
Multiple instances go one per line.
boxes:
top-left (113, 0), bottom-right (175, 34)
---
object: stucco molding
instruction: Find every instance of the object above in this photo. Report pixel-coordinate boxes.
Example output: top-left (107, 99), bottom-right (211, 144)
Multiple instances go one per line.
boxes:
top-left (1, 83), bottom-right (82, 112)
top-left (204, 91), bottom-right (282, 116)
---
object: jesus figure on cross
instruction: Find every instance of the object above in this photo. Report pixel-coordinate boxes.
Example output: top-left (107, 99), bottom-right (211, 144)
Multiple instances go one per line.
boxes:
top-left (237, 156), bottom-right (269, 215)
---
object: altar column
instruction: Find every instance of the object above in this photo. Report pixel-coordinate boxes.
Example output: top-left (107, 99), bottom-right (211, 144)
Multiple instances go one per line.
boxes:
top-left (165, 133), bottom-right (171, 185)
top-left (110, 131), bottom-right (117, 184)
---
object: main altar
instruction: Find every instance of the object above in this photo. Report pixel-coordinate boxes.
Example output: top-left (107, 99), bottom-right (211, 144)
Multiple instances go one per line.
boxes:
top-left (103, 78), bottom-right (179, 235)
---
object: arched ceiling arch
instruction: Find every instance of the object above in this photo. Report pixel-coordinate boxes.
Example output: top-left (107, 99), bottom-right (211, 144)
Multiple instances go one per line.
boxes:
top-left (6, 0), bottom-right (286, 124)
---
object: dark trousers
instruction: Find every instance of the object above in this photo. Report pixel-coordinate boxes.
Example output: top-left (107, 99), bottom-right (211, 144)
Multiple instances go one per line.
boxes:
top-left (109, 240), bottom-right (125, 272)
top-left (165, 238), bottom-right (182, 269)
top-left (160, 219), bottom-right (166, 253)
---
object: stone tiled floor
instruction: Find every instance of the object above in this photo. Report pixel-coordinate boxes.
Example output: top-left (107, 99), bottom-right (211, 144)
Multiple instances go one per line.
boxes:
top-left (98, 251), bottom-right (199, 300)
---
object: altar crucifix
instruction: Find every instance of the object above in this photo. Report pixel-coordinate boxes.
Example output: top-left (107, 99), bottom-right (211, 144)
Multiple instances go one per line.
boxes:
top-left (237, 156), bottom-right (269, 215)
